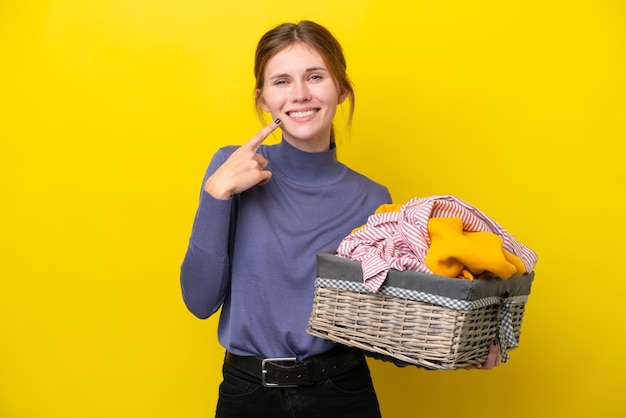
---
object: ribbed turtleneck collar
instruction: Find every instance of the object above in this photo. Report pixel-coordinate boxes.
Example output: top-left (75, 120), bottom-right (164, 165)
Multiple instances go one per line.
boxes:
top-left (266, 139), bottom-right (347, 186)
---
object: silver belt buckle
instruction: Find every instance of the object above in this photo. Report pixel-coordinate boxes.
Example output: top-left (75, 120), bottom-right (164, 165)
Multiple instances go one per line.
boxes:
top-left (261, 357), bottom-right (298, 388)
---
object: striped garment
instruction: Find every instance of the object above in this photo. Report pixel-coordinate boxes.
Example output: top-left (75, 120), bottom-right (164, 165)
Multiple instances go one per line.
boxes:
top-left (336, 195), bottom-right (539, 292)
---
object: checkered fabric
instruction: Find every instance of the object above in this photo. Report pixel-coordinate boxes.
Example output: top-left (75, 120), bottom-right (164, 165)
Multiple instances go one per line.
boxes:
top-left (315, 277), bottom-right (527, 310)
top-left (499, 298), bottom-right (519, 362)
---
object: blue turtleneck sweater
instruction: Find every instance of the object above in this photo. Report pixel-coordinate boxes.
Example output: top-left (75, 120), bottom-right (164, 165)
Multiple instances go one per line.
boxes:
top-left (180, 139), bottom-right (391, 360)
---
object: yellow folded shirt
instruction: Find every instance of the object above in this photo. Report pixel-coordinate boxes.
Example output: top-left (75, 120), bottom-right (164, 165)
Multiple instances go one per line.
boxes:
top-left (425, 216), bottom-right (526, 280)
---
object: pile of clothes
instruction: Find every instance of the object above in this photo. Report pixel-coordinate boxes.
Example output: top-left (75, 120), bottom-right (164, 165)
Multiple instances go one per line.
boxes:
top-left (337, 195), bottom-right (538, 292)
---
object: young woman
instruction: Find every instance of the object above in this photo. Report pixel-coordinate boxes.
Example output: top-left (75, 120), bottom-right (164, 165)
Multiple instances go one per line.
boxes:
top-left (180, 20), bottom-right (499, 418)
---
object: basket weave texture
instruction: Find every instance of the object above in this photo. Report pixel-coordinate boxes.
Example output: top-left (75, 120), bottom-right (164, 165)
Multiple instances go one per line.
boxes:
top-left (307, 251), bottom-right (534, 370)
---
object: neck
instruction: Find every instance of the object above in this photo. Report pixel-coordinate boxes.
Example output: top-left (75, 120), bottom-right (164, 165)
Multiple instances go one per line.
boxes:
top-left (268, 138), bottom-right (344, 186)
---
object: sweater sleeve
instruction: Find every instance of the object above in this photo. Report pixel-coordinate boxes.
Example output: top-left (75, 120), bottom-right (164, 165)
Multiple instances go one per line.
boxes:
top-left (180, 147), bottom-right (237, 319)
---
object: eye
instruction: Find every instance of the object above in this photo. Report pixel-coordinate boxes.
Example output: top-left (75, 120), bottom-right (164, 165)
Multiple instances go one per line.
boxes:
top-left (309, 74), bottom-right (323, 81)
top-left (273, 79), bottom-right (288, 86)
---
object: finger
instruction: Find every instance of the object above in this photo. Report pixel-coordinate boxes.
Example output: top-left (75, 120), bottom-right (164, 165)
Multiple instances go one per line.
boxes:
top-left (484, 356), bottom-right (496, 370)
top-left (255, 154), bottom-right (269, 170)
top-left (494, 341), bottom-right (502, 367)
top-left (243, 118), bottom-right (282, 151)
top-left (465, 363), bottom-right (481, 370)
top-left (257, 171), bottom-right (272, 186)
top-left (483, 340), bottom-right (499, 370)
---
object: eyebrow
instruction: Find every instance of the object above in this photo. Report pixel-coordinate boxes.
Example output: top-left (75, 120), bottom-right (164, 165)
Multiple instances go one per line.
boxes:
top-left (268, 66), bottom-right (329, 80)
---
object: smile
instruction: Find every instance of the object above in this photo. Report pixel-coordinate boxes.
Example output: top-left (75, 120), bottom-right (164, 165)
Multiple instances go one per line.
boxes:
top-left (287, 109), bottom-right (318, 119)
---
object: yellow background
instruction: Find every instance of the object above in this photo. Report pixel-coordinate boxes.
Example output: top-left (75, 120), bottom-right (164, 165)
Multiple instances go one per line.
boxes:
top-left (1, 1), bottom-right (625, 417)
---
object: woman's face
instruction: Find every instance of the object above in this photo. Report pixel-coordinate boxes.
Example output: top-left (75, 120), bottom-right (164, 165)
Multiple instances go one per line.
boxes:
top-left (257, 43), bottom-right (346, 152)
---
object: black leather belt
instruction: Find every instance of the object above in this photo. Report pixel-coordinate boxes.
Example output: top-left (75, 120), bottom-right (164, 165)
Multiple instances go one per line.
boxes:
top-left (224, 347), bottom-right (363, 387)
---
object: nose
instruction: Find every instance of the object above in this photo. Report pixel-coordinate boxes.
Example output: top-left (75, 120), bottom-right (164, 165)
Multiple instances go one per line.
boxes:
top-left (291, 81), bottom-right (311, 102)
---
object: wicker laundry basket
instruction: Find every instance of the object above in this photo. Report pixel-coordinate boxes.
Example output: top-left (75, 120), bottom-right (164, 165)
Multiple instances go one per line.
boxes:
top-left (307, 251), bottom-right (534, 370)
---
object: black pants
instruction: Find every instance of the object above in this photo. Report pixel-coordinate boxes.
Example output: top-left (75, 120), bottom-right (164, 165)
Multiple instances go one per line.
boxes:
top-left (215, 351), bottom-right (382, 418)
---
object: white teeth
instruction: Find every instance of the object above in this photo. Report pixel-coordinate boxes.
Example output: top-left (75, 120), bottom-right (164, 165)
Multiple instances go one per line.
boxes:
top-left (289, 109), bottom-right (316, 118)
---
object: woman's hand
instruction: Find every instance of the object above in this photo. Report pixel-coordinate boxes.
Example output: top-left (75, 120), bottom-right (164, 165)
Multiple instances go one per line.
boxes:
top-left (464, 340), bottom-right (501, 370)
top-left (204, 119), bottom-right (281, 199)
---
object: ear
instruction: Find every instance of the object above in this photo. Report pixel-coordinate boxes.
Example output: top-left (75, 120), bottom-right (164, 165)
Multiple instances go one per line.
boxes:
top-left (338, 89), bottom-right (348, 105)
top-left (256, 89), bottom-right (270, 112)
